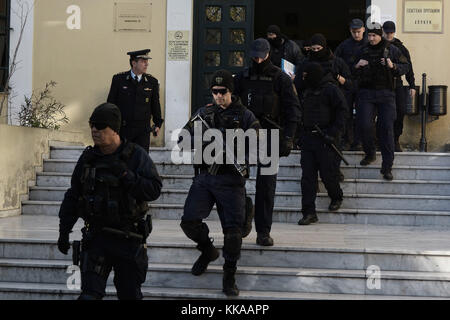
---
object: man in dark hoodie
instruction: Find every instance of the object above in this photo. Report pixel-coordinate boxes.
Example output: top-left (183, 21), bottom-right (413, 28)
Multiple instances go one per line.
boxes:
top-left (354, 22), bottom-right (410, 181)
top-left (294, 33), bottom-right (353, 181)
top-left (297, 63), bottom-right (348, 225)
top-left (266, 25), bottom-right (304, 72)
top-left (382, 21), bottom-right (417, 152)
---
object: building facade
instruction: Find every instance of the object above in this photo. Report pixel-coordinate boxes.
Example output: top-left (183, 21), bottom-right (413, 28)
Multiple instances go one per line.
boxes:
top-left (2, 0), bottom-right (449, 151)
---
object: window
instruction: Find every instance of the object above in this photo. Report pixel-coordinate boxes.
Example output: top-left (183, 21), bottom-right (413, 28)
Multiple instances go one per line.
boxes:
top-left (0, 0), bottom-right (10, 92)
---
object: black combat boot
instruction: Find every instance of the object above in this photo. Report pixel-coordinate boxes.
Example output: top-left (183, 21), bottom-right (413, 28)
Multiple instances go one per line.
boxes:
top-left (328, 199), bottom-right (343, 211)
top-left (241, 196), bottom-right (254, 238)
top-left (380, 168), bottom-right (394, 181)
top-left (223, 261), bottom-right (239, 296)
top-left (256, 232), bottom-right (274, 246)
top-left (297, 214), bottom-right (319, 225)
top-left (360, 154), bottom-right (376, 166)
top-left (339, 170), bottom-right (345, 182)
top-left (191, 238), bottom-right (219, 276)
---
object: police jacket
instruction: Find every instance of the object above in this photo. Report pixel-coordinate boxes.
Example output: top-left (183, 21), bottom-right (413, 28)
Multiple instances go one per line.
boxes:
top-left (353, 39), bottom-right (410, 91)
top-left (390, 38), bottom-right (416, 89)
top-left (335, 36), bottom-right (369, 71)
top-left (234, 59), bottom-right (301, 138)
top-left (269, 36), bottom-right (304, 68)
top-left (107, 71), bottom-right (164, 129)
top-left (300, 74), bottom-right (348, 139)
top-left (58, 140), bottom-right (162, 234)
top-left (294, 48), bottom-right (353, 95)
top-left (180, 96), bottom-right (260, 174)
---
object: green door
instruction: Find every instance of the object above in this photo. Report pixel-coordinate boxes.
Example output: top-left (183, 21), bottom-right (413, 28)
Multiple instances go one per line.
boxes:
top-left (192, 0), bottom-right (254, 114)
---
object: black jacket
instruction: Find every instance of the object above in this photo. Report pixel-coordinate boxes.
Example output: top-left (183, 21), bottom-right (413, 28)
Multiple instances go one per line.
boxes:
top-left (58, 140), bottom-right (162, 234)
top-left (334, 36), bottom-right (369, 70)
top-left (294, 48), bottom-right (353, 95)
top-left (234, 60), bottom-right (301, 138)
top-left (107, 71), bottom-right (164, 128)
top-left (269, 36), bottom-right (304, 68)
top-left (390, 38), bottom-right (416, 88)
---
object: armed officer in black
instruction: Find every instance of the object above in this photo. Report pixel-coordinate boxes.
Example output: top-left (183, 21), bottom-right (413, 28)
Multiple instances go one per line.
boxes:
top-left (234, 38), bottom-right (301, 247)
top-left (382, 21), bottom-right (417, 152)
top-left (107, 49), bottom-right (164, 153)
top-left (57, 103), bottom-right (162, 300)
top-left (179, 70), bottom-right (260, 297)
top-left (297, 63), bottom-right (348, 225)
top-left (354, 22), bottom-right (410, 181)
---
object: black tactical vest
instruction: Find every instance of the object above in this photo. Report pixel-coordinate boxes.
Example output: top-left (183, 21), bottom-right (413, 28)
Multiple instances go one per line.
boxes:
top-left (359, 42), bottom-right (394, 90)
top-left (77, 142), bottom-right (148, 230)
top-left (302, 82), bottom-right (335, 129)
top-left (239, 67), bottom-right (282, 127)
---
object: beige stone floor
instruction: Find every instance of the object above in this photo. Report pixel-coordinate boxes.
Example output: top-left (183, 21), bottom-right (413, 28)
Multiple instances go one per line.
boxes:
top-left (0, 215), bottom-right (449, 254)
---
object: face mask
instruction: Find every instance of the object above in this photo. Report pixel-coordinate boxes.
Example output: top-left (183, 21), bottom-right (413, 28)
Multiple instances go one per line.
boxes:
top-left (304, 67), bottom-right (324, 88)
top-left (310, 48), bottom-right (328, 61)
top-left (268, 37), bottom-right (283, 49)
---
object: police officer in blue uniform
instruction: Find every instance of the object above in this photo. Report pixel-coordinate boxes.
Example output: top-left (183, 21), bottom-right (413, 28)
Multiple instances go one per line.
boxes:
top-left (297, 63), bottom-right (348, 225)
top-left (382, 21), bottom-right (417, 152)
top-left (179, 70), bottom-right (260, 296)
top-left (57, 103), bottom-right (163, 300)
top-left (107, 49), bottom-right (164, 153)
top-left (354, 22), bottom-right (410, 181)
top-left (335, 18), bottom-right (369, 151)
top-left (234, 38), bottom-right (301, 247)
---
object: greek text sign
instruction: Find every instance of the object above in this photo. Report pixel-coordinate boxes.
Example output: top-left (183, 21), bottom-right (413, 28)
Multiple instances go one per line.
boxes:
top-left (168, 31), bottom-right (190, 61)
top-left (114, 2), bottom-right (152, 32)
top-left (403, 0), bottom-right (443, 33)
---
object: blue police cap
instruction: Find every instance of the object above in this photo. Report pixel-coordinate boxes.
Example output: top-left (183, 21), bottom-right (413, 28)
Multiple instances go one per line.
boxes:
top-left (350, 18), bottom-right (364, 29)
top-left (382, 21), bottom-right (396, 33)
top-left (250, 38), bottom-right (270, 59)
top-left (127, 49), bottom-right (152, 60)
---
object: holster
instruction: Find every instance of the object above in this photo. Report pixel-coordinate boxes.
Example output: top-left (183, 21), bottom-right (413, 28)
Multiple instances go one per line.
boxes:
top-left (72, 240), bottom-right (81, 266)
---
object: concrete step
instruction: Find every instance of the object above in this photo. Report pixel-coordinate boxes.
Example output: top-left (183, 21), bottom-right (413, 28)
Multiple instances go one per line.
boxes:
top-left (21, 200), bottom-right (450, 227)
top-left (27, 186), bottom-right (450, 212)
top-left (1, 282), bottom-right (443, 300)
top-left (35, 172), bottom-right (450, 196)
top-left (50, 147), bottom-right (450, 167)
top-left (43, 159), bottom-right (450, 181)
top-left (0, 259), bottom-right (448, 297)
top-left (2, 239), bottom-right (449, 273)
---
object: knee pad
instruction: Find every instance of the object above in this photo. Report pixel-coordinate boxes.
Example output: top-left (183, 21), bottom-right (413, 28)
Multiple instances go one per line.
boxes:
top-left (180, 219), bottom-right (210, 244)
top-left (223, 228), bottom-right (242, 261)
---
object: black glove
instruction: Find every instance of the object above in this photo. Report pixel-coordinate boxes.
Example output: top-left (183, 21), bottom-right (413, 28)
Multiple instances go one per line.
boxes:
top-left (280, 136), bottom-right (294, 157)
top-left (110, 160), bottom-right (128, 178)
top-left (57, 232), bottom-right (70, 255)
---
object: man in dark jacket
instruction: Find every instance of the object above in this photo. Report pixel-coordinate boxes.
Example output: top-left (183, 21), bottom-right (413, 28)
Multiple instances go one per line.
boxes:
top-left (266, 25), bottom-right (304, 73)
top-left (335, 18), bottom-right (369, 151)
top-left (354, 22), bottom-right (410, 180)
top-left (234, 38), bottom-right (301, 246)
top-left (382, 21), bottom-right (417, 152)
top-left (179, 70), bottom-right (260, 296)
top-left (57, 103), bottom-right (163, 300)
top-left (107, 49), bottom-right (164, 153)
top-left (297, 63), bottom-right (348, 225)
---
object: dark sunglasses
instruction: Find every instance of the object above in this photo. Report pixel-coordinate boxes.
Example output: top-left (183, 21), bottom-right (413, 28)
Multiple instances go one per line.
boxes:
top-left (89, 122), bottom-right (108, 130)
top-left (211, 88), bottom-right (228, 95)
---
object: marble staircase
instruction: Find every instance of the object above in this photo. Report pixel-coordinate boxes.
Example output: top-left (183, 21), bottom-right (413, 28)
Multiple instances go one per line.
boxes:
top-left (1, 146), bottom-right (449, 299)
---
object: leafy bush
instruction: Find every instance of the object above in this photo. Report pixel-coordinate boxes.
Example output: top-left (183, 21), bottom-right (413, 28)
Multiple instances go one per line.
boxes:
top-left (18, 81), bottom-right (69, 130)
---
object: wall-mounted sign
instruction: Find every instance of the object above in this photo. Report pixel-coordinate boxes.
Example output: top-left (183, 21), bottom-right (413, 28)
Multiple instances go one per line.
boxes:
top-left (168, 31), bottom-right (190, 61)
top-left (114, 2), bottom-right (152, 32)
top-left (403, 0), bottom-right (444, 33)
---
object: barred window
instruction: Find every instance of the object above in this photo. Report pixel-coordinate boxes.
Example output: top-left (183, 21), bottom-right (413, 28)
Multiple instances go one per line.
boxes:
top-left (0, 0), bottom-right (10, 92)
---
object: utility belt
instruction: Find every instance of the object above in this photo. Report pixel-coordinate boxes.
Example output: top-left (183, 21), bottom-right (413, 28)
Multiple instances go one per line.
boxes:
top-left (195, 165), bottom-right (243, 176)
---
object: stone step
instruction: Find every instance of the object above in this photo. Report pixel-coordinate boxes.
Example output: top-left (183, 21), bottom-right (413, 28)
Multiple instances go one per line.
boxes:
top-left (1, 282), bottom-right (442, 300)
top-left (21, 200), bottom-right (450, 227)
top-left (0, 259), bottom-right (448, 297)
top-left (35, 172), bottom-right (450, 196)
top-left (26, 187), bottom-right (450, 211)
top-left (2, 239), bottom-right (449, 273)
top-left (50, 147), bottom-right (450, 167)
top-left (43, 159), bottom-right (450, 181)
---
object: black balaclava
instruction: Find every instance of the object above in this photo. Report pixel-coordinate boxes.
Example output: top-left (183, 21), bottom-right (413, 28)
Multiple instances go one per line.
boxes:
top-left (267, 25), bottom-right (283, 48)
top-left (89, 103), bottom-right (122, 133)
top-left (252, 57), bottom-right (271, 74)
top-left (310, 33), bottom-right (329, 61)
top-left (304, 62), bottom-right (325, 89)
